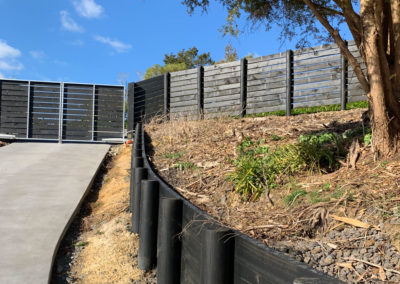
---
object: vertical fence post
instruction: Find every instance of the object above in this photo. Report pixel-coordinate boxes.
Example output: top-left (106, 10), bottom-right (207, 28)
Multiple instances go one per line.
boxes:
top-left (340, 41), bottom-right (348, 111)
top-left (240, 58), bottom-right (248, 118)
top-left (138, 179), bottom-right (160, 271)
top-left (127, 82), bottom-right (135, 136)
top-left (26, 81), bottom-right (31, 139)
top-left (201, 228), bottom-right (235, 284)
top-left (91, 84), bottom-right (96, 141)
top-left (157, 198), bottom-right (183, 284)
top-left (164, 73), bottom-right (170, 121)
top-left (58, 82), bottom-right (64, 143)
top-left (197, 66), bottom-right (204, 120)
top-left (286, 50), bottom-right (293, 116)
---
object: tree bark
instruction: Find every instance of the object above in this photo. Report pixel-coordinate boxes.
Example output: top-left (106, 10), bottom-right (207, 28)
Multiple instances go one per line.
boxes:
top-left (360, 0), bottom-right (400, 156)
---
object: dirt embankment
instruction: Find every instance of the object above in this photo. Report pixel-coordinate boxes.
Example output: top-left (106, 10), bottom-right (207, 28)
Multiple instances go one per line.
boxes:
top-left (146, 109), bottom-right (400, 283)
top-left (53, 145), bottom-right (156, 284)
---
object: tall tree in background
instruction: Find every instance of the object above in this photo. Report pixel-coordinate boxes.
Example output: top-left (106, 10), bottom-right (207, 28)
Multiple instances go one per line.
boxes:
top-left (216, 43), bottom-right (239, 64)
top-left (144, 47), bottom-right (215, 79)
top-left (182, 0), bottom-right (400, 158)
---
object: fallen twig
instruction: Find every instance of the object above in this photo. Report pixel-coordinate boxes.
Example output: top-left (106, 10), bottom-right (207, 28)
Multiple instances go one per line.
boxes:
top-left (343, 257), bottom-right (400, 275)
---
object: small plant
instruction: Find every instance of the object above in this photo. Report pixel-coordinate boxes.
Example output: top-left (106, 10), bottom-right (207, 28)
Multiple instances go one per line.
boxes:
top-left (94, 202), bottom-right (103, 208)
top-left (331, 188), bottom-right (345, 199)
top-left (164, 151), bottom-right (184, 159)
top-left (174, 161), bottom-right (196, 171)
top-left (270, 134), bottom-right (283, 141)
top-left (322, 182), bottom-right (331, 190)
top-left (308, 190), bottom-right (330, 204)
top-left (364, 133), bottom-right (372, 145)
top-left (285, 189), bottom-right (307, 206)
top-left (75, 241), bottom-right (89, 247)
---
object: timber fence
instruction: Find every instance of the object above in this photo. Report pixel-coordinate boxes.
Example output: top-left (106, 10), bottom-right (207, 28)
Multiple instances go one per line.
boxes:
top-left (128, 40), bottom-right (366, 129)
top-left (130, 123), bottom-right (343, 284)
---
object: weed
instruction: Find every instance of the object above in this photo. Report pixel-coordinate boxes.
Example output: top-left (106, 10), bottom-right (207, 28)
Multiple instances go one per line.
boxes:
top-left (322, 182), bottom-right (331, 190)
top-left (285, 189), bottom-right (307, 206)
top-left (174, 161), bottom-right (196, 171)
top-left (243, 101), bottom-right (367, 118)
top-left (94, 202), bottom-right (103, 208)
top-left (164, 151), bottom-right (184, 159)
top-left (75, 241), bottom-right (89, 247)
top-left (331, 188), bottom-right (345, 199)
top-left (364, 133), bottom-right (372, 145)
top-left (381, 161), bottom-right (388, 167)
top-left (308, 190), bottom-right (330, 204)
top-left (229, 134), bottom-right (343, 201)
top-left (270, 134), bottom-right (284, 141)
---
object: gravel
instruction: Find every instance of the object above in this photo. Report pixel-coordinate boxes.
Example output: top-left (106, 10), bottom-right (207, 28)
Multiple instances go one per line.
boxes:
top-left (271, 227), bottom-right (400, 283)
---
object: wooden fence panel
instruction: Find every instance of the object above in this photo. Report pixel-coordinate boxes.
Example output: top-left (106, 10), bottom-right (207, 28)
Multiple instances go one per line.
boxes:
top-left (347, 41), bottom-right (367, 103)
top-left (293, 44), bottom-right (342, 108)
top-left (203, 61), bottom-right (241, 118)
top-left (170, 69), bottom-right (198, 119)
top-left (246, 52), bottom-right (287, 114)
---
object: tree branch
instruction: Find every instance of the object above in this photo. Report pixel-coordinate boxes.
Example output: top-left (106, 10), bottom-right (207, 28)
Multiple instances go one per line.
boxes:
top-left (333, 0), bottom-right (362, 47)
top-left (303, 0), bottom-right (370, 94)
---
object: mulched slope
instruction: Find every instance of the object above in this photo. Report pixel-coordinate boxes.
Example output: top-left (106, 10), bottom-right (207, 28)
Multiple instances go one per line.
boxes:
top-left (146, 109), bottom-right (400, 283)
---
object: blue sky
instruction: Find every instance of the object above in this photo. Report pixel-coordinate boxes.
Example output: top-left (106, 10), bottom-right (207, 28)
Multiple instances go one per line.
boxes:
top-left (0, 0), bottom-right (352, 85)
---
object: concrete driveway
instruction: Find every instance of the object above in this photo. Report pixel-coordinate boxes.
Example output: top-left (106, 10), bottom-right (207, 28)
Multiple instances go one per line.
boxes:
top-left (0, 143), bottom-right (110, 284)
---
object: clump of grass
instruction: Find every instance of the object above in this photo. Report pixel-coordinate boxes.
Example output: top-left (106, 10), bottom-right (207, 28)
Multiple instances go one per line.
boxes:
top-left (285, 189), bottom-right (307, 206)
top-left (242, 101), bottom-right (368, 118)
top-left (164, 151), bottom-right (185, 159)
top-left (229, 134), bottom-right (341, 201)
top-left (270, 134), bottom-right (285, 141)
top-left (75, 241), bottom-right (89, 247)
top-left (174, 161), bottom-right (197, 171)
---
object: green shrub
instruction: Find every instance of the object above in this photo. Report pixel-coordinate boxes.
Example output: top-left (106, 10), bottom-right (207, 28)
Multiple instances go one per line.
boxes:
top-left (285, 189), bottom-right (307, 206)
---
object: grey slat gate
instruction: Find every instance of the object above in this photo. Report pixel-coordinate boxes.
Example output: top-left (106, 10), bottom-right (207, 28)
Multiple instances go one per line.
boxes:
top-left (0, 79), bottom-right (125, 142)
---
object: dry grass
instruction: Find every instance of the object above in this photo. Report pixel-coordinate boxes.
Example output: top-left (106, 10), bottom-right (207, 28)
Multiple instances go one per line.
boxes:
top-left (54, 145), bottom-right (155, 284)
top-left (145, 109), bottom-right (400, 247)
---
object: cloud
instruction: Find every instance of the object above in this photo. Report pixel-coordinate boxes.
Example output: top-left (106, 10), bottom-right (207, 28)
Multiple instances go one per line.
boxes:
top-left (0, 39), bottom-right (21, 59)
top-left (0, 39), bottom-right (23, 73)
top-left (0, 61), bottom-right (23, 71)
top-left (0, 72), bottom-right (4, 78)
top-left (60, 10), bottom-right (84, 32)
top-left (94, 36), bottom-right (132, 53)
top-left (30, 50), bottom-right (46, 60)
top-left (73, 0), bottom-right (104, 19)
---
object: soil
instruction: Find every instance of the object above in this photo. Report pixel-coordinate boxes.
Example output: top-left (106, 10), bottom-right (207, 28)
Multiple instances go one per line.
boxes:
top-left (0, 141), bottom-right (8, 147)
top-left (52, 145), bottom-right (156, 284)
top-left (145, 109), bottom-right (400, 283)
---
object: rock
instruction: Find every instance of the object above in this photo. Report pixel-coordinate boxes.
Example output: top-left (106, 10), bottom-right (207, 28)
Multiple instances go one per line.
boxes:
top-left (320, 255), bottom-right (334, 266)
top-left (311, 246), bottom-right (322, 254)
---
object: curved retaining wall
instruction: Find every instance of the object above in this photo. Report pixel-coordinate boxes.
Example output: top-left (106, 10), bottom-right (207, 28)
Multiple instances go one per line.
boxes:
top-left (130, 123), bottom-right (343, 284)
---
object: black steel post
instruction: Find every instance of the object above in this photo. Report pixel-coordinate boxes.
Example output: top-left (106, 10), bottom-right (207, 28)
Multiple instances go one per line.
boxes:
top-left (340, 40), bottom-right (348, 111)
top-left (286, 50), bottom-right (293, 116)
top-left (138, 180), bottom-right (160, 271)
top-left (131, 167), bottom-right (148, 233)
top-left (240, 58), bottom-right (248, 118)
top-left (197, 66), bottom-right (204, 120)
top-left (201, 228), bottom-right (235, 284)
top-left (164, 72), bottom-right (170, 120)
top-left (157, 198), bottom-right (183, 284)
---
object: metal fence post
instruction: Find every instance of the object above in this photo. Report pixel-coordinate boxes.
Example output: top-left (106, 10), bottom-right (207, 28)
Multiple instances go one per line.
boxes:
top-left (26, 81), bottom-right (31, 139)
top-left (91, 84), bottom-right (96, 141)
top-left (197, 66), bottom-right (204, 120)
top-left (340, 41), bottom-right (348, 111)
top-left (164, 73), bottom-right (170, 120)
top-left (58, 82), bottom-right (64, 143)
top-left (240, 58), bottom-right (248, 118)
top-left (286, 50), bottom-right (293, 116)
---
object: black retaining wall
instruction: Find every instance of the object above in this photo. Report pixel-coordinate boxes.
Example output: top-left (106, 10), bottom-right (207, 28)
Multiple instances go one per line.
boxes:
top-left (130, 123), bottom-right (343, 284)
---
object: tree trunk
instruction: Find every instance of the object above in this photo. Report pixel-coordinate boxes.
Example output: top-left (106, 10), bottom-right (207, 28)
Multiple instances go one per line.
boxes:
top-left (361, 0), bottom-right (400, 157)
